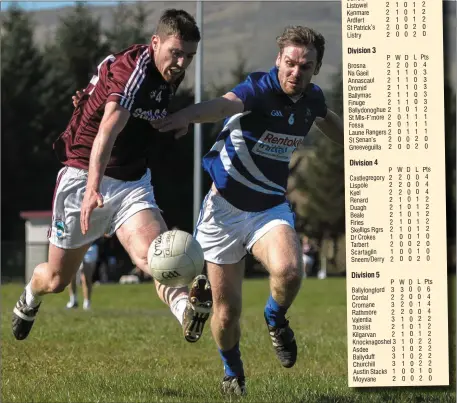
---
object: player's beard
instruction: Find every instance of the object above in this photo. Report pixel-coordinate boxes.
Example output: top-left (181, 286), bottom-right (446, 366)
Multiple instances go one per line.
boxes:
top-left (279, 69), bottom-right (306, 96)
top-left (283, 80), bottom-right (305, 96)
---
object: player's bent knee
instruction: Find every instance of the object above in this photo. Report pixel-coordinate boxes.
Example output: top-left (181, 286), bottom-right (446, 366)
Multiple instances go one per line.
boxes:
top-left (132, 255), bottom-right (148, 274)
top-left (48, 273), bottom-right (71, 294)
top-left (273, 263), bottom-right (303, 285)
top-left (124, 241), bottom-right (150, 273)
top-left (214, 304), bottom-right (242, 328)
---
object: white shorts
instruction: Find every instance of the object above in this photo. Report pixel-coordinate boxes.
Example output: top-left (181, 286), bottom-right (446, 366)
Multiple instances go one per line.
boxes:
top-left (49, 167), bottom-right (159, 249)
top-left (194, 190), bottom-right (295, 264)
top-left (303, 254), bottom-right (314, 267)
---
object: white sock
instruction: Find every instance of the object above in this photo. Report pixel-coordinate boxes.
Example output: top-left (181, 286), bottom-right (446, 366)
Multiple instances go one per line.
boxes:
top-left (69, 294), bottom-right (77, 305)
top-left (83, 299), bottom-right (90, 310)
top-left (25, 283), bottom-right (42, 308)
top-left (170, 295), bottom-right (188, 325)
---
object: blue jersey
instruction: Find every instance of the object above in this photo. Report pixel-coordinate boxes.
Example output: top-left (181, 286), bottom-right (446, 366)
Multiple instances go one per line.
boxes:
top-left (202, 66), bottom-right (328, 212)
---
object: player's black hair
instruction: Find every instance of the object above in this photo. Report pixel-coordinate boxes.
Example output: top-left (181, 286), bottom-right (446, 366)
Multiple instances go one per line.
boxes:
top-left (156, 9), bottom-right (201, 42)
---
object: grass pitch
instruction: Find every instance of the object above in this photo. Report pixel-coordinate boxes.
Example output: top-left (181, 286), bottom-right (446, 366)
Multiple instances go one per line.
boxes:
top-left (1, 277), bottom-right (455, 402)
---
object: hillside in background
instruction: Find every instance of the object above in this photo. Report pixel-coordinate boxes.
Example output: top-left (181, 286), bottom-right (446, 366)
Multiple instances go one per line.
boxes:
top-left (19, 2), bottom-right (340, 92)
top-left (3, 1), bottom-right (454, 93)
top-left (2, 1), bottom-right (455, 93)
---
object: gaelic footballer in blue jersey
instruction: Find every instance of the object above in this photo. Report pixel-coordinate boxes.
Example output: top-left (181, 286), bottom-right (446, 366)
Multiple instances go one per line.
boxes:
top-left (153, 26), bottom-right (344, 396)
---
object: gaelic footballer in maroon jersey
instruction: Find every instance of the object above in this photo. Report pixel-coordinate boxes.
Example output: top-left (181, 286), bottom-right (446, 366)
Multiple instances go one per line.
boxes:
top-left (13, 9), bottom-right (213, 346)
top-left (54, 43), bottom-right (186, 181)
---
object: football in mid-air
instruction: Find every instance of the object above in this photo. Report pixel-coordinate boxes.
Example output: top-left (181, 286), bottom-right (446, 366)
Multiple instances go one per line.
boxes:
top-left (147, 229), bottom-right (204, 287)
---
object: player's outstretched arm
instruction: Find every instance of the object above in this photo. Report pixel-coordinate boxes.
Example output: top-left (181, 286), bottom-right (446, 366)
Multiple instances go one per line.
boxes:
top-left (151, 92), bottom-right (244, 138)
top-left (182, 92), bottom-right (244, 123)
top-left (314, 109), bottom-right (344, 146)
top-left (80, 102), bottom-right (130, 235)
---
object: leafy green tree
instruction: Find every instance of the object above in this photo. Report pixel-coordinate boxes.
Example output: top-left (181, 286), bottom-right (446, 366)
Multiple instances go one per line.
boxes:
top-left (2, 3), bottom-right (109, 242)
top-left (296, 136), bottom-right (345, 239)
top-left (1, 6), bottom-right (49, 240)
top-left (40, 2), bottom-right (108, 145)
top-left (54, 3), bottom-right (109, 88)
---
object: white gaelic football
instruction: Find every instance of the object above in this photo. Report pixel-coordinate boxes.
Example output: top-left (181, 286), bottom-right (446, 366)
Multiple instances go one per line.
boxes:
top-left (147, 230), bottom-right (204, 287)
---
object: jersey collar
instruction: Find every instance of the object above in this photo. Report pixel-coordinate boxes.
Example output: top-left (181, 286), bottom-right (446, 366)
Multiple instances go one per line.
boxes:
top-left (269, 66), bottom-right (283, 93)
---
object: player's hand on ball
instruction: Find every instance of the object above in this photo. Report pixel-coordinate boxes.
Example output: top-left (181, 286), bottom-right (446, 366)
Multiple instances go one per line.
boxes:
top-left (80, 188), bottom-right (104, 235)
top-left (151, 112), bottom-right (190, 139)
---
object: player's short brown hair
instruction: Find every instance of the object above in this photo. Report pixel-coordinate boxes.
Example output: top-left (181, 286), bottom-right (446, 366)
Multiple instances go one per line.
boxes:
top-left (156, 9), bottom-right (201, 42)
top-left (276, 26), bottom-right (325, 66)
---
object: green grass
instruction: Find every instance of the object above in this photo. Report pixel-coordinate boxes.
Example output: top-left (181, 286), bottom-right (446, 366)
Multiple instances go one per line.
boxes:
top-left (1, 277), bottom-right (455, 402)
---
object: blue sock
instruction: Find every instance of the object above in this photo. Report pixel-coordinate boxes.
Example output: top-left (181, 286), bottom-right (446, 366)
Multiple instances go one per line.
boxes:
top-left (218, 342), bottom-right (244, 377)
top-left (264, 294), bottom-right (289, 328)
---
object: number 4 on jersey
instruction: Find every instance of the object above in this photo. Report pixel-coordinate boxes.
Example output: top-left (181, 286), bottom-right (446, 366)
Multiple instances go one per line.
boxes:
top-left (150, 90), bottom-right (162, 102)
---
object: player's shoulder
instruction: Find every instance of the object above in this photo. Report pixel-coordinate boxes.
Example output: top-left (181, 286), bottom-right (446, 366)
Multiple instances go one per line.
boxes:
top-left (111, 44), bottom-right (151, 70)
top-left (235, 71), bottom-right (279, 103)
top-left (244, 71), bottom-right (273, 90)
top-left (245, 71), bottom-right (269, 82)
top-left (305, 83), bottom-right (326, 101)
top-left (308, 83), bottom-right (325, 95)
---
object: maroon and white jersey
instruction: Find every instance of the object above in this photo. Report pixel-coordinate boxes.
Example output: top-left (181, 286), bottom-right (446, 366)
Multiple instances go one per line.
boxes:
top-left (54, 44), bottom-right (183, 181)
